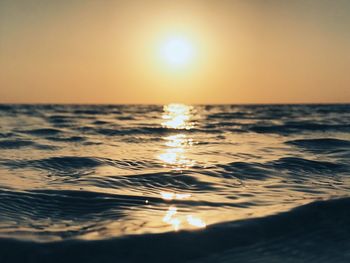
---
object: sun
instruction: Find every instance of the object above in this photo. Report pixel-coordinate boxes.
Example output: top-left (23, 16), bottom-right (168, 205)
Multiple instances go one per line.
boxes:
top-left (160, 37), bottom-right (195, 67)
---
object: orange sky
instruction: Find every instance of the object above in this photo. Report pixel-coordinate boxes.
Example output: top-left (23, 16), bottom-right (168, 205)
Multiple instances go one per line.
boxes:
top-left (1, 0), bottom-right (349, 104)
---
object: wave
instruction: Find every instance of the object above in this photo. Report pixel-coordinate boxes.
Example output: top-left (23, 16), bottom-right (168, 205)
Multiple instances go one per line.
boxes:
top-left (83, 171), bottom-right (217, 193)
top-left (93, 127), bottom-right (207, 136)
top-left (249, 122), bottom-right (350, 134)
top-left (215, 157), bottom-right (347, 181)
top-left (286, 138), bottom-right (350, 153)
top-left (0, 188), bottom-right (150, 218)
top-left (21, 128), bottom-right (63, 136)
top-left (46, 115), bottom-right (74, 123)
top-left (102, 121), bottom-right (350, 136)
top-left (2, 156), bottom-right (163, 176)
top-left (0, 132), bottom-right (14, 138)
top-left (216, 161), bottom-right (273, 180)
top-left (270, 157), bottom-right (346, 173)
top-left (0, 105), bottom-right (13, 111)
top-left (0, 197), bottom-right (349, 263)
top-left (0, 139), bottom-right (35, 149)
top-left (0, 189), bottom-right (152, 242)
top-left (45, 136), bottom-right (86, 142)
top-left (0, 139), bottom-right (58, 150)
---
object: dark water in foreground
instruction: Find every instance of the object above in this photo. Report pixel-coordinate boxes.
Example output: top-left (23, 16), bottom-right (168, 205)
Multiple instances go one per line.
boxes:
top-left (0, 104), bottom-right (349, 262)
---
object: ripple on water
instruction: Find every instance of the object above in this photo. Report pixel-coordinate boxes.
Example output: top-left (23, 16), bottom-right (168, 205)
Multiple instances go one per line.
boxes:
top-left (0, 104), bottom-right (349, 262)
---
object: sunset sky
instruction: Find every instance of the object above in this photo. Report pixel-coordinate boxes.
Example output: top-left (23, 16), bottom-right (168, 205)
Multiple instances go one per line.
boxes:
top-left (1, 0), bottom-right (349, 104)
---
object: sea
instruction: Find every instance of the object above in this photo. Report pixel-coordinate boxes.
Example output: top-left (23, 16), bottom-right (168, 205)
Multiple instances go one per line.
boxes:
top-left (0, 104), bottom-right (349, 262)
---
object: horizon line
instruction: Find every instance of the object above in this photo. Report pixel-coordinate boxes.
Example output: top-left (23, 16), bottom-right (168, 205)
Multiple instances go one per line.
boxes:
top-left (0, 102), bottom-right (349, 106)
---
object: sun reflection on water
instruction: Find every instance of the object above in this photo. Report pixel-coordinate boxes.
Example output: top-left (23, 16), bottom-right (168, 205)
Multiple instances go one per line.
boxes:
top-left (162, 205), bottom-right (206, 231)
top-left (158, 104), bottom-right (196, 169)
top-left (160, 191), bottom-right (192, 200)
top-left (159, 179), bottom-right (205, 232)
top-left (157, 138), bottom-right (195, 168)
top-left (162, 206), bottom-right (181, 231)
top-left (186, 215), bottom-right (206, 228)
top-left (158, 104), bottom-right (205, 231)
top-left (164, 134), bottom-right (193, 147)
top-left (162, 103), bottom-right (194, 130)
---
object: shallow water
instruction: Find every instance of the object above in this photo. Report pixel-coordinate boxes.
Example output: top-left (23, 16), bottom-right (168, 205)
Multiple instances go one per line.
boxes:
top-left (0, 104), bottom-right (349, 262)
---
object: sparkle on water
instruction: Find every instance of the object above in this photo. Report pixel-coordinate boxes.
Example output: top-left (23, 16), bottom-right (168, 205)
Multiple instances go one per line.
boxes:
top-left (158, 104), bottom-right (196, 170)
top-left (0, 103), bottom-right (349, 242)
top-left (159, 104), bottom-right (205, 230)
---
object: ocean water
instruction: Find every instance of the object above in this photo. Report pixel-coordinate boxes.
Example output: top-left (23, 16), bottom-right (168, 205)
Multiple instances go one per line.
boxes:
top-left (0, 104), bottom-right (349, 262)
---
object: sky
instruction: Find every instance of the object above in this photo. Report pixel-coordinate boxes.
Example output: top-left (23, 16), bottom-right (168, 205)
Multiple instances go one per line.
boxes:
top-left (1, 0), bottom-right (349, 104)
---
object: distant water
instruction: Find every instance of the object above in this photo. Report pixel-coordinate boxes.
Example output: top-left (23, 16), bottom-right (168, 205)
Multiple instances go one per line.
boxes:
top-left (0, 104), bottom-right (349, 262)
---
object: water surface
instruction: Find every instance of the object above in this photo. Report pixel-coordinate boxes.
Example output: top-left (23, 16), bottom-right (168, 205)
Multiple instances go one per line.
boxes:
top-left (0, 104), bottom-right (349, 262)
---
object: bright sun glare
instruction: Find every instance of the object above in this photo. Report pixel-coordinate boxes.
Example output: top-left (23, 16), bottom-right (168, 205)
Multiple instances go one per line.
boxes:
top-left (160, 37), bottom-right (195, 67)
